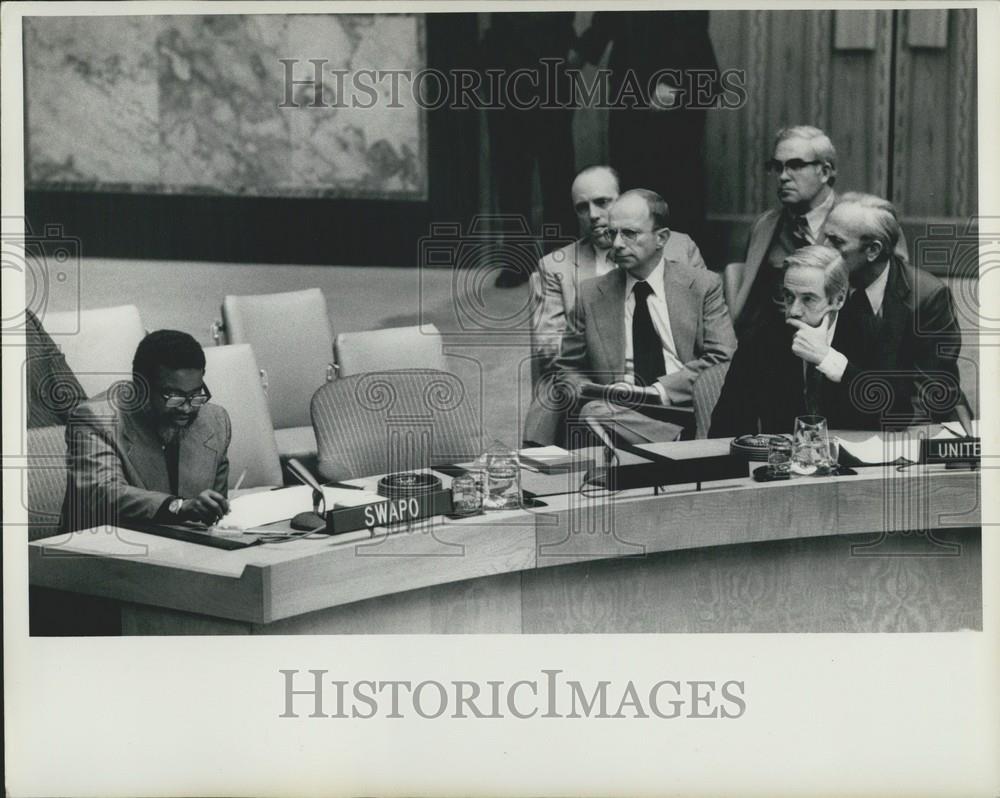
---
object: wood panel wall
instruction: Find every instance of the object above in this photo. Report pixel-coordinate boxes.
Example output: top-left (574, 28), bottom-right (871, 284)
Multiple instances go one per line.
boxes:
top-left (892, 9), bottom-right (978, 221)
top-left (706, 9), bottom-right (977, 228)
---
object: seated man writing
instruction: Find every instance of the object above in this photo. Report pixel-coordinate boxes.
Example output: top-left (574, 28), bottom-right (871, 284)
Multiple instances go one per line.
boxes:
top-left (61, 329), bottom-right (231, 532)
top-left (555, 189), bottom-right (736, 444)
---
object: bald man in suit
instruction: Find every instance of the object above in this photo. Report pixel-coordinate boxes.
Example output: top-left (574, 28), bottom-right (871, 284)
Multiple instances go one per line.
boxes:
top-left (555, 190), bottom-right (734, 445)
top-left (524, 166), bottom-right (706, 445)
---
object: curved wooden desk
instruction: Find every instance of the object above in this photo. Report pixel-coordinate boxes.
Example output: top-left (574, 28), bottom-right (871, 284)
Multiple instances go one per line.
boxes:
top-left (29, 439), bottom-right (982, 634)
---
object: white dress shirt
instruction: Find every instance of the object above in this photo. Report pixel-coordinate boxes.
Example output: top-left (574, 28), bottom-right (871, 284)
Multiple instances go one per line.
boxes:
top-left (816, 263), bottom-right (891, 383)
top-left (624, 258), bottom-right (684, 404)
top-left (595, 245), bottom-right (615, 277)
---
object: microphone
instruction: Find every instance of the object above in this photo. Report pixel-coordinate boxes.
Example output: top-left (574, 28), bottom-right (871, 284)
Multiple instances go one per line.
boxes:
top-left (584, 418), bottom-right (619, 487)
top-left (285, 458), bottom-right (327, 531)
top-left (586, 417), bottom-right (617, 466)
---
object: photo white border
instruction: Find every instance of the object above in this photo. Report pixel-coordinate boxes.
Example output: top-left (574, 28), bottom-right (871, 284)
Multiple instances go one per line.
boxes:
top-left (3, 2), bottom-right (998, 796)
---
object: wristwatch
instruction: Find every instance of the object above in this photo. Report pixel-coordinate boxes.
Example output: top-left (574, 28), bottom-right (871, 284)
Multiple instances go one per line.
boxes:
top-left (168, 498), bottom-right (184, 517)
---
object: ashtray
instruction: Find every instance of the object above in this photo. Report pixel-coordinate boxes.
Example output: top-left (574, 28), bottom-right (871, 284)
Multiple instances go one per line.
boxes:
top-left (732, 433), bottom-right (791, 462)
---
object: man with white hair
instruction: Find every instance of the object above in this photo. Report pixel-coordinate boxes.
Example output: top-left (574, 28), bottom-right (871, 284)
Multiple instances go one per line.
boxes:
top-left (817, 192), bottom-right (966, 429)
top-left (711, 245), bottom-right (849, 435)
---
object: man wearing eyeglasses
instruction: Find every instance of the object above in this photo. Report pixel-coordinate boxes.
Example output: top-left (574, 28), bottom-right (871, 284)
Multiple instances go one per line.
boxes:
top-left (725, 126), bottom-right (910, 341)
top-left (725, 125), bottom-right (838, 340)
top-left (710, 246), bottom-right (849, 436)
top-left (555, 189), bottom-right (735, 444)
top-left (523, 165), bottom-right (706, 445)
top-left (61, 329), bottom-right (232, 532)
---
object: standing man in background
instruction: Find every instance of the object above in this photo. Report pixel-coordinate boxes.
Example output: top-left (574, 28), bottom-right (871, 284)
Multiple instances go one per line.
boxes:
top-left (725, 125), bottom-right (910, 340)
top-left (481, 12), bottom-right (579, 287)
top-left (574, 11), bottom-right (719, 243)
top-left (725, 125), bottom-right (838, 339)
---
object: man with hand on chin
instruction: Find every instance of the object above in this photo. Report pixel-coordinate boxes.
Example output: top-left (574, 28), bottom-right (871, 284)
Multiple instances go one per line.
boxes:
top-left (556, 189), bottom-right (735, 445)
top-left (710, 245), bottom-right (849, 437)
top-left (62, 329), bottom-right (232, 532)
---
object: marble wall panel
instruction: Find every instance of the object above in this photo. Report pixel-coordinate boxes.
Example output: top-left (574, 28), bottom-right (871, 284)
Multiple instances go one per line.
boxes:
top-left (24, 14), bottom-right (427, 200)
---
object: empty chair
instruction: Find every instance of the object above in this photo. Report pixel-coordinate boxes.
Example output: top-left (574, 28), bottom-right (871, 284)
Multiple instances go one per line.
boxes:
top-left (41, 305), bottom-right (145, 398)
top-left (311, 369), bottom-right (482, 481)
top-left (27, 425), bottom-right (122, 635)
top-left (334, 323), bottom-right (446, 377)
top-left (220, 289), bottom-right (335, 463)
top-left (26, 425), bottom-right (68, 541)
top-left (202, 344), bottom-right (283, 491)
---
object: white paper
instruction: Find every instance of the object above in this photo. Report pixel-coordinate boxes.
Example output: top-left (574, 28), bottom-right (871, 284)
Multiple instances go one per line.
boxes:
top-left (213, 485), bottom-right (383, 531)
top-left (837, 427), bottom-right (965, 465)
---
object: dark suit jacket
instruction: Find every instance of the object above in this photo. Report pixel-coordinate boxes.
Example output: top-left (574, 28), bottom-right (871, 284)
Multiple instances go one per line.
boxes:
top-left (835, 259), bottom-right (965, 429)
top-left (709, 312), bottom-right (819, 437)
top-left (555, 261), bottom-right (736, 408)
top-left (61, 397), bottom-right (231, 532)
top-left (729, 194), bottom-right (910, 337)
top-left (711, 259), bottom-right (965, 435)
top-left (577, 11), bottom-right (718, 89)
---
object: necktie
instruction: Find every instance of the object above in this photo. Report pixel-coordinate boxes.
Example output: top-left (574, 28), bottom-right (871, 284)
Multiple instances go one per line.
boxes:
top-left (791, 215), bottom-right (812, 249)
top-left (841, 288), bottom-right (878, 357)
top-left (803, 363), bottom-right (824, 416)
top-left (632, 281), bottom-right (666, 388)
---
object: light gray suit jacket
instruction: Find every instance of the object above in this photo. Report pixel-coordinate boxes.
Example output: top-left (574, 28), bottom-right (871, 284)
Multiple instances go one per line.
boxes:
top-left (556, 260), bottom-right (736, 408)
top-left (61, 397), bottom-right (231, 532)
top-left (523, 233), bottom-right (707, 444)
top-left (531, 231), bottom-right (707, 376)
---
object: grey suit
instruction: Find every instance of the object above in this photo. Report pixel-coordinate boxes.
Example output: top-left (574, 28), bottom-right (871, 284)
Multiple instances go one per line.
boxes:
top-left (553, 260), bottom-right (736, 443)
top-left (61, 397), bottom-right (231, 532)
top-left (524, 231), bottom-right (706, 444)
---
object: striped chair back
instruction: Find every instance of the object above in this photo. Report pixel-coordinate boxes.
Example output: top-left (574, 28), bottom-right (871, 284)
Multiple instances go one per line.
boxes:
top-left (26, 425), bottom-right (67, 540)
top-left (311, 369), bottom-right (483, 482)
top-left (693, 362), bottom-right (731, 440)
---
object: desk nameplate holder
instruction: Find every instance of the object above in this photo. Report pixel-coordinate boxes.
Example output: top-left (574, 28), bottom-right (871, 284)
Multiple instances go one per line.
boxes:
top-left (324, 490), bottom-right (454, 535)
top-left (588, 454), bottom-right (747, 492)
top-left (920, 436), bottom-right (980, 467)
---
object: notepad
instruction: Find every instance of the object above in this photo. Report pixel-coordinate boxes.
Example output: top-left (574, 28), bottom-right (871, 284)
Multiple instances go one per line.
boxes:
top-left (518, 446), bottom-right (594, 474)
top-left (212, 485), bottom-right (383, 533)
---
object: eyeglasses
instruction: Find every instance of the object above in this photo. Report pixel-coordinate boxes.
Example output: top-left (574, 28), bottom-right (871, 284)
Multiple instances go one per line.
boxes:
top-left (161, 384), bottom-right (212, 409)
top-left (775, 291), bottom-right (825, 310)
top-left (608, 226), bottom-right (665, 244)
top-left (765, 158), bottom-right (823, 175)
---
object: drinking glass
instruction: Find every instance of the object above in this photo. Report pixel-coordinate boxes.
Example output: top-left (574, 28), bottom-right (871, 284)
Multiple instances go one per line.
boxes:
top-left (483, 442), bottom-right (521, 510)
top-left (767, 436), bottom-right (793, 476)
top-left (818, 436), bottom-right (841, 476)
top-left (451, 472), bottom-right (482, 515)
top-left (791, 415), bottom-right (830, 476)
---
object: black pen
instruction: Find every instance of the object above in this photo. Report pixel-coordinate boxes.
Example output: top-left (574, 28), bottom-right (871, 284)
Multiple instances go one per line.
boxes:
top-left (324, 481), bottom-right (366, 491)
